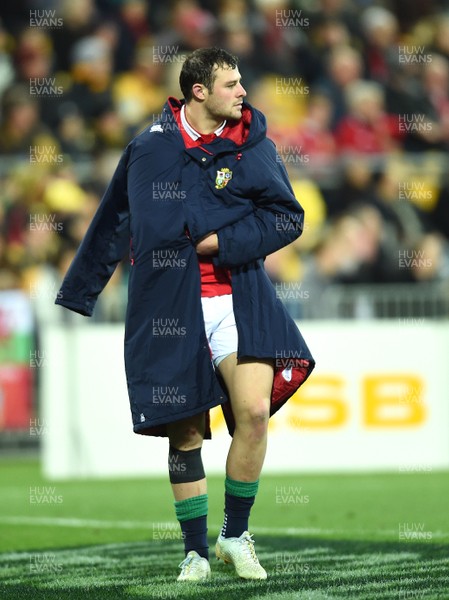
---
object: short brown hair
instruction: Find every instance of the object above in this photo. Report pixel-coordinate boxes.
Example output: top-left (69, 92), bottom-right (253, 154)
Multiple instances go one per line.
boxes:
top-left (179, 47), bottom-right (238, 102)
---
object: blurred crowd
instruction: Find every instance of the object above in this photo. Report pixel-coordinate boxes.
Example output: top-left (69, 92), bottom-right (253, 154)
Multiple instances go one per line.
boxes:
top-left (1, 0), bottom-right (449, 321)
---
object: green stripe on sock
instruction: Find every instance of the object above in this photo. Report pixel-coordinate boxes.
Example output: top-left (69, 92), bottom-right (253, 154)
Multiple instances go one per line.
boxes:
top-left (225, 476), bottom-right (259, 498)
top-left (174, 494), bottom-right (208, 522)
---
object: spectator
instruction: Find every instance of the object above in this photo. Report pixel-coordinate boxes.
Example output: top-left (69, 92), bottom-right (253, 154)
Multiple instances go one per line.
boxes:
top-left (421, 55), bottom-right (449, 147)
top-left (429, 179), bottom-right (449, 240)
top-left (67, 36), bottom-right (114, 123)
top-left (301, 213), bottom-right (376, 316)
top-left (113, 38), bottom-right (167, 130)
top-left (313, 0), bottom-right (360, 41)
top-left (113, 0), bottom-right (151, 72)
top-left (360, 6), bottom-right (399, 83)
top-left (324, 157), bottom-right (378, 217)
top-left (217, 0), bottom-right (265, 90)
top-left (166, 1), bottom-right (217, 53)
top-left (335, 79), bottom-right (403, 155)
top-left (315, 44), bottom-right (363, 128)
top-left (0, 18), bottom-right (15, 97)
top-left (0, 84), bottom-right (56, 155)
top-left (430, 13), bottom-right (449, 62)
top-left (13, 28), bottom-right (62, 132)
top-left (410, 232), bottom-right (449, 282)
top-left (51, 0), bottom-right (99, 72)
top-left (291, 92), bottom-right (337, 173)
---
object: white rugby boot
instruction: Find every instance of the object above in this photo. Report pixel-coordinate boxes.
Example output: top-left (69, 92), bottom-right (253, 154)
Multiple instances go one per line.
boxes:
top-left (215, 531), bottom-right (267, 579)
top-left (177, 550), bottom-right (211, 581)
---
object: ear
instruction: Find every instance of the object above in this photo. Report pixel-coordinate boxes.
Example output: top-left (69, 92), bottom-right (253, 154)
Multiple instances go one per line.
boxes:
top-left (192, 83), bottom-right (207, 101)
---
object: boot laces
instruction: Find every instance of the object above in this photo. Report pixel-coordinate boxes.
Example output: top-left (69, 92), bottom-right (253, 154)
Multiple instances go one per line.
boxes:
top-left (242, 533), bottom-right (259, 563)
top-left (178, 553), bottom-right (194, 574)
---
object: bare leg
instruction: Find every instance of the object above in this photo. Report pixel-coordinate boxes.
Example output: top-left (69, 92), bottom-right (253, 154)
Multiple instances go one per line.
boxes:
top-left (217, 353), bottom-right (274, 481)
top-left (213, 353), bottom-right (273, 578)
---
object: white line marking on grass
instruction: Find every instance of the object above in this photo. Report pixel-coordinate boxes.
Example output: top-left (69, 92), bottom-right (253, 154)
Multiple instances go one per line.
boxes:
top-left (251, 526), bottom-right (449, 540)
top-left (0, 517), bottom-right (151, 529)
top-left (0, 517), bottom-right (448, 540)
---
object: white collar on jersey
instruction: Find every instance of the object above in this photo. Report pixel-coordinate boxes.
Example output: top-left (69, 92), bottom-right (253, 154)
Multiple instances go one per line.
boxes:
top-left (180, 104), bottom-right (226, 140)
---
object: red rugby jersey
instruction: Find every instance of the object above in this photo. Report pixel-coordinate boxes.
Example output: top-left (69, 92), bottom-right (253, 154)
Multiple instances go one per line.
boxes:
top-left (171, 101), bottom-right (245, 297)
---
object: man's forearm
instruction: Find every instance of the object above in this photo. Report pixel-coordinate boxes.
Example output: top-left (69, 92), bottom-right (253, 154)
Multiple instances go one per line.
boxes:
top-left (195, 232), bottom-right (219, 255)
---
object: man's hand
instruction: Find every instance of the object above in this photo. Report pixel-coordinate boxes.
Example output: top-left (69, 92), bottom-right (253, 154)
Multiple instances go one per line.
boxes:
top-left (195, 232), bottom-right (219, 256)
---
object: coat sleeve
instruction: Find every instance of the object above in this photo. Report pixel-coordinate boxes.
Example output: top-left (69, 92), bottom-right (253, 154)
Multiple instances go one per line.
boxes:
top-left (55, 146), bottom-right (131, 316)
top-left (213, 144), bottom-right (304, 268)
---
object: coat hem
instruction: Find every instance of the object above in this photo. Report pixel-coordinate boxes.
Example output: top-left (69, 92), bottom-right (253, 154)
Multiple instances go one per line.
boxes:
top-left (132, 394), bottom-right (226, 438)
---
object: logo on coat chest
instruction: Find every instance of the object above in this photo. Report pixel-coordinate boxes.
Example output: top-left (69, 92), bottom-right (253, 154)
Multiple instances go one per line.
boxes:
top-left (215, 167), bottom-right (233, 189)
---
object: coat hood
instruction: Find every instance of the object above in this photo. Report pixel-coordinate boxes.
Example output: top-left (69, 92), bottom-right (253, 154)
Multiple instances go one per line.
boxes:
top-left (156, 97), bottom-right (268, 152)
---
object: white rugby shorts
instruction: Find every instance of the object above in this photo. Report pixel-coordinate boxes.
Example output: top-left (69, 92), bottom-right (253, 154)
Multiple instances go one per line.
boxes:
top-left (201, 294), bottom-right (238, 367)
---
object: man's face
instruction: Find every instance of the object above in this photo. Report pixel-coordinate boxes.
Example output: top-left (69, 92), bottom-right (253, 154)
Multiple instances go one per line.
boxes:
top-left (203, 65), bottom-right (247, 121)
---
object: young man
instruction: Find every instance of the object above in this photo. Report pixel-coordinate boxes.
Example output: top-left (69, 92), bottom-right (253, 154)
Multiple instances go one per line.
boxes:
top-left (56, 47), bottom-right (314, 581)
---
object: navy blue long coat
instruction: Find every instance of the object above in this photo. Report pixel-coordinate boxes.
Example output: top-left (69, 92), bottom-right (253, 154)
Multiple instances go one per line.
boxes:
top-left (56, 98), bottom-right (315, 437)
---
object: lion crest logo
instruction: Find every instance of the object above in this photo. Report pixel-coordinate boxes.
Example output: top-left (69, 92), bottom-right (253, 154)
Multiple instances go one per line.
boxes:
top-left (215, 168), bottom-right (233, 190)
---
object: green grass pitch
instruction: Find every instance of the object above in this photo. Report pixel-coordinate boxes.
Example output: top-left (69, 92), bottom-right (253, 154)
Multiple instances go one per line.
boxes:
top-left (0, 458), bottom-right (448, 599)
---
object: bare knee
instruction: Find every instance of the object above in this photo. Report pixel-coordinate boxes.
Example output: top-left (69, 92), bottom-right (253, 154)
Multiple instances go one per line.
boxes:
top-left (167, 414), bottom-right (205, 450)
top-left (235, 400), bottom-right (270, 440)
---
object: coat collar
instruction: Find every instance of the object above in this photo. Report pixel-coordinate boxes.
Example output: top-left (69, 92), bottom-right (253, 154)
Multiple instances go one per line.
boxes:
top-left (160, 97), bottom-right (267, 158)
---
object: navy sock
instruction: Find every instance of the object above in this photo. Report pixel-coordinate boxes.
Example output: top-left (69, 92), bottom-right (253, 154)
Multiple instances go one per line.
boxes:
top-left (175, 494), bottom-right (208, 560)
top-left (221, 492), bottom-right (255, 538)
top-left (221, 477), bottom-right (259, 538)
top-left (180, 514), bottom-right (209, 560)
top-left (221, 475), bottom-right (259, 537)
